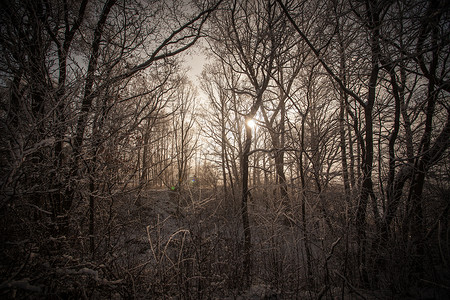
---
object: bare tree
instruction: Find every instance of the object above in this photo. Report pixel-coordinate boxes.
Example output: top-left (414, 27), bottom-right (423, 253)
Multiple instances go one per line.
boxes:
top-left (276, 0), bottom-right (450, 290)
top-left (201, 61), bottom-right (242, 203)
top-left (207, 0), bottom-right (283, 286)
top-left (1, 0), bottom-right (449, 297)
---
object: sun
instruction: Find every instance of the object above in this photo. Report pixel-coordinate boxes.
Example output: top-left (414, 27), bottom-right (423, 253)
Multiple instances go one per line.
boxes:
top-left (247, 119), bottom-right (256, 128)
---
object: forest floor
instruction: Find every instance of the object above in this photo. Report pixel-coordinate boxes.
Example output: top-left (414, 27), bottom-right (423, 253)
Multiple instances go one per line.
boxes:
top-left (115, 188), bottom-right (449, 299)
top-left (2, 188), bottom-right (448, 299)
top-left (103, 188), bottom-right (384, 299)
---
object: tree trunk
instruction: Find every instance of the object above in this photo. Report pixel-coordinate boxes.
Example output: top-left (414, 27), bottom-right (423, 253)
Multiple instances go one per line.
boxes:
top-left (67, 0), bottom-right (117, 210)
top-left (299, 111), bottom-right (312, 281)
top-left (241, 118), bottom-right (253, 288)
top-left (221, 109), bottom-right (228, 200)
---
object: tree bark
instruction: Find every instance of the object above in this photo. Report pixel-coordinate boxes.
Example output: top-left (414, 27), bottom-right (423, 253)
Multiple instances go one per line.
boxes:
top-left (241, 117), bottom-right (253, 288)
top-left (67, 0), bottom-right (117, 210)
top-left (299, 108), bottom-right (312, 280)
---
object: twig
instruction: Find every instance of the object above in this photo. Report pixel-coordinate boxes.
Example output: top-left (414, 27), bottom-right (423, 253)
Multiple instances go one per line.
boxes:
top-left (420, 279), bottom-right (450, 290)
top-left (334, 271), bottom-right (367, 300)
top-left (326, 237), bottom-right (342, 262)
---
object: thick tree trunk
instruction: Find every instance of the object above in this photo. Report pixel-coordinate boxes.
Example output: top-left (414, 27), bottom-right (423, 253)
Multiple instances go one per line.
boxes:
top-left (356, 57), bottom-right (378, 290)
top-left (67, 0), bottom-right (116, 210)
top-left (355, 0), bottom-right (382, 286)
top-left (407, 74), bottom-right (438, 278)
